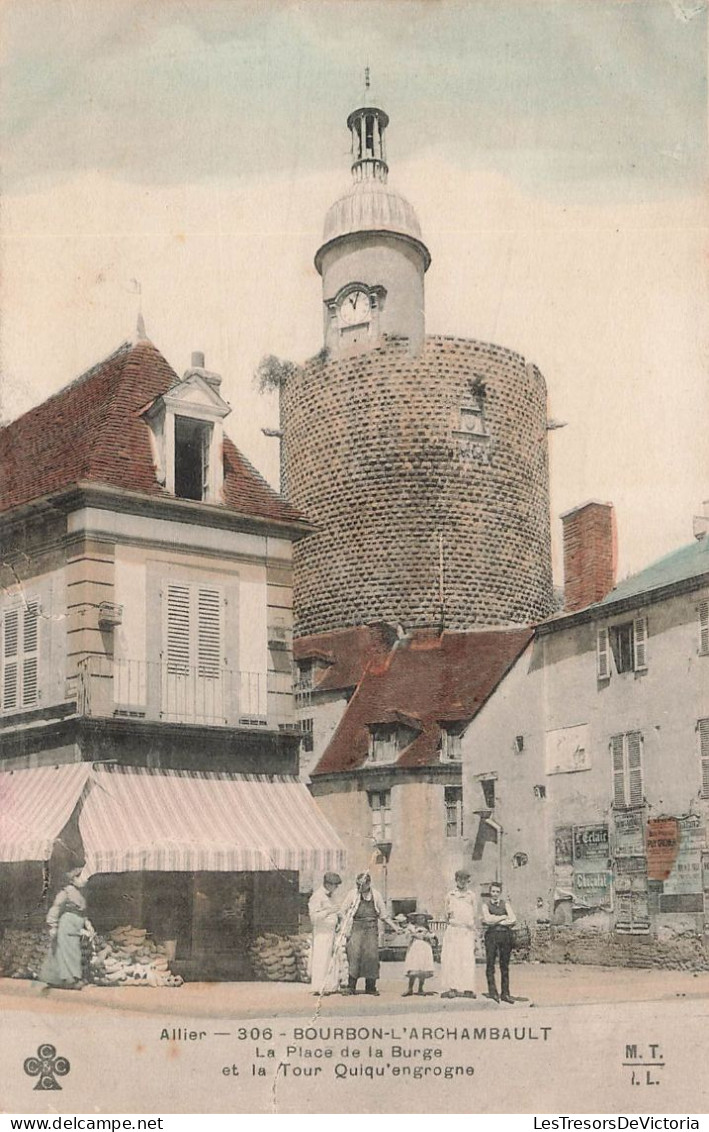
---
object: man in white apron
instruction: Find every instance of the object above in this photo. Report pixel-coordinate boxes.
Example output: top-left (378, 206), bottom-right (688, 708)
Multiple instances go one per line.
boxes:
top-left (308, 872), bottom-right (342, 995)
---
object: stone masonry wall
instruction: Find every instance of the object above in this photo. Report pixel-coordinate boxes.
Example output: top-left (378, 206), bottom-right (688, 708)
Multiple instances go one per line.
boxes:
top-left (532, 924), bottom-right (709, 970)
top-left (282, 335), bottom-right (554, 637)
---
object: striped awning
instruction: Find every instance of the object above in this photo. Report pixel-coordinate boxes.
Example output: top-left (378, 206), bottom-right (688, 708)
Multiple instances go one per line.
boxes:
top-left (0, 764), bottom-right (91, 862)
top-left (79, 765), bottom-right (346, 876)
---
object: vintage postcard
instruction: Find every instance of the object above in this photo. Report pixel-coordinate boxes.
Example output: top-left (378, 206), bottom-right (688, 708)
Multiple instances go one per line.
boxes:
top-left (1, 0), bottom-right (707, 1117)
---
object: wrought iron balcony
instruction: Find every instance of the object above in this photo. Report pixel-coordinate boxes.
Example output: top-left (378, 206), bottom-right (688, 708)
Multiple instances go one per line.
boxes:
top-left (75, 655), bottom-right (294, 730)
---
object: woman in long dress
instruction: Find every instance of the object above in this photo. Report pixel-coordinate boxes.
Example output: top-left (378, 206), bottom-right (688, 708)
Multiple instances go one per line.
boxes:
top-left (440, 869), bottom-right (478, 999)
top-left (38, 867), bottom-right (92, 990)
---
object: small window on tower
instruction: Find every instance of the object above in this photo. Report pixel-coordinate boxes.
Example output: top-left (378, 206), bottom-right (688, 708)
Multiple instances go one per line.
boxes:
top-left (365, 115), bottom-right (375, 156)
top-left (174, 416), bottom-right (212, 501)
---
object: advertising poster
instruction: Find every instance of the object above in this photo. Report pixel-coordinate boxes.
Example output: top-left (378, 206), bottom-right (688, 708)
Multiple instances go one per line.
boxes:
top-left (1, 0), bottom-right (708, 1118)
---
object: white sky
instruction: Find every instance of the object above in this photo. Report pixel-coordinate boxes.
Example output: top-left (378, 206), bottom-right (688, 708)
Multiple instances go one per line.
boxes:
top-left (1, 0), bottom-right (707, 583)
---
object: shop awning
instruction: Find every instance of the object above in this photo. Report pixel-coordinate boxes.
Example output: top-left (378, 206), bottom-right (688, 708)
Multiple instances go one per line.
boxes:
top-left (0, 764), bottom-right (91, 862)
top-left (79, 765), bottom-right (346, 876)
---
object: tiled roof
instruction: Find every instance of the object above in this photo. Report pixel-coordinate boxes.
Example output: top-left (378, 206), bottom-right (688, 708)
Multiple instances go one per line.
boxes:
top-left (312, 627), bottom-right (533, 774)
top-left (294, 624), bottom-right (397, 692)
top-left (591, 537), bottom-right (709, 609)
top-left (0, 339), bottom-right (304, 525)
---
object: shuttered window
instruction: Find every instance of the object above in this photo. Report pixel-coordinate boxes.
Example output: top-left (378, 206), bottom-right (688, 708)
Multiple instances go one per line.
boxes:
top-left (2, 601), bottom-right (40, 712)
top-left (699, 602), bottom-right (709, 656)
top-left (632, 617), bottom-right (648, 671)
top-left (610, 731), bottom-right (644, 808)
top-left (164, 584), bottom-right (223, 676)
top-left (597, 627), bottom-right (610, 679)
top-left (698, 719), bottom-right (709, 799)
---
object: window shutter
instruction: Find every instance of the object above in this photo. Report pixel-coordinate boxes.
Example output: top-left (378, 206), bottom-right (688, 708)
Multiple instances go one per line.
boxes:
top-left (597, 627), bottom-right (611, 679)
top-left (699, 602), bottom-right (709, 655)
top-left (611, 734), bottom-right (626, 806)
top-left (699, 719), bottom-right (709, 799)
top-left (627, 732), bottom-right (643, 806)
top-left (22, 602), bottom-right (39, 706)
top-left (633, 617), bottom-right (648, 671)
top-left (197, 587), bottom-right (222, 678)
top-left (3, 609), bottom-right (19, 711)
top-left (165, 585), bottom-right (191, 674)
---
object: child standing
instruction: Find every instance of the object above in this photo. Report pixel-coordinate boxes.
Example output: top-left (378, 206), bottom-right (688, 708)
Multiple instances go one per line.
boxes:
top-left (402, 912), bottom-right (435, 996)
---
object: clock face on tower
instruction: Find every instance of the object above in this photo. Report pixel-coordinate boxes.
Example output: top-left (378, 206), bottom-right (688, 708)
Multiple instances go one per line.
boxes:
top-left (339, 289), bottom-right (371, 326)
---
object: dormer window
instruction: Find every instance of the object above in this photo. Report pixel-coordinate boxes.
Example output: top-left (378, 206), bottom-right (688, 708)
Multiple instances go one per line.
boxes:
top-left (440, 722), bottom-right (466, 761)
top-left (368, 720), bottom-right (418, 764)
top-left (143, 351), bottom-right (231, 505)
top-left (175, 416), bottom-right (212, 501)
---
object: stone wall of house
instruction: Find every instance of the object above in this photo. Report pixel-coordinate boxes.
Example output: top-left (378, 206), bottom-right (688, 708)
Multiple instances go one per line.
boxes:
top-left (282, 335), bottom-right (554, 637)
top-left (532, 923), bottom-right (709, 970)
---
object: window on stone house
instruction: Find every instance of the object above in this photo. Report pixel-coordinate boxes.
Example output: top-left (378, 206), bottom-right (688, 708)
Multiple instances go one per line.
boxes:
top-left (699, 602), bottom-right (709, 656)
top-left (299, 717), bottom-right (314, 754)
top-left (444, 786), bottom-right (464, 838)
top-left (174, 416), bottom-right (212, 501)
top-left (480, 777), bottom-right (496, 810)
top-left (698, 719), bottom-right (709, 799)
top-left (368, 723), bottom-right (416, 764)
top-left (369, 790), bottom-right (392, 842)
top-left (440, 722), bottom-right (466, 761)
top-left (295, 660), bottom-right (314, 691)
top-left (610, 731), bottom-right (644, 808)
top-left (597, 617), bottom-right (647, 678)
top-left (2, 601), bottom-right (40, 712)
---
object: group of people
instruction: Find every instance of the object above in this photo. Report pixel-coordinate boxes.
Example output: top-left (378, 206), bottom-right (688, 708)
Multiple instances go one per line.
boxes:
top-left (308, 868), bottom-right (517, 1003)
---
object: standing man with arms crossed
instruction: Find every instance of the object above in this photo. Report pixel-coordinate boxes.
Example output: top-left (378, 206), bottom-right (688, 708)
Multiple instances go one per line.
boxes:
top-left (482, 881), bottom-right (517, 1003)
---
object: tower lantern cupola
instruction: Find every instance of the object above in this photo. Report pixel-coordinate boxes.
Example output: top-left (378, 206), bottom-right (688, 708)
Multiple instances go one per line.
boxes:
top-left (348, 78), bottom-right (389, 183)
top-left (316, 71), bottom-right (430, 356)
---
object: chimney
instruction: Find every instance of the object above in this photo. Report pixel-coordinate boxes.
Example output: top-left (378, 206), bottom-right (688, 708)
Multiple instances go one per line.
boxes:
top-left (561, 501), bottom-right (617, 612)
top-left (184, 351), bottom-right (222, 391)
top-left (692, 500), bottom-right (709, 541)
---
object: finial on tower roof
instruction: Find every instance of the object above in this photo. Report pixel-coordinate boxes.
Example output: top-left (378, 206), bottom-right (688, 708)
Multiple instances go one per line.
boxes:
top-left (365, 65), bottom-right (370, 92)
top-left (136, 311), bottom-right (147, 341)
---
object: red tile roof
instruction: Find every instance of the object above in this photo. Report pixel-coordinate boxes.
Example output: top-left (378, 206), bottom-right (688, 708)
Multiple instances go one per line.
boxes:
top-left (0, 339), bottom-right (304, 525)
top-left (312, 628), bottom-right (533, 774)
top-left (294, 624), bottom-right (397, 692)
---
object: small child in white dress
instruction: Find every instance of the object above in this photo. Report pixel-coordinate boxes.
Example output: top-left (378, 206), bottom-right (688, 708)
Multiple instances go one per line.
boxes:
top-left (402, 912), bottom-right (435, 997)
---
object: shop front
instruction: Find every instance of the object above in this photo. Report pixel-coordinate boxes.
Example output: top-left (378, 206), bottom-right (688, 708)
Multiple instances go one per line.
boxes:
top-left (0, 763), bottom-right (346, 982)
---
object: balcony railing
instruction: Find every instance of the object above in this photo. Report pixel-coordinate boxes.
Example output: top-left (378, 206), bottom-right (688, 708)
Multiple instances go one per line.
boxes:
top-left (75, 655), bottom-right (294, 730)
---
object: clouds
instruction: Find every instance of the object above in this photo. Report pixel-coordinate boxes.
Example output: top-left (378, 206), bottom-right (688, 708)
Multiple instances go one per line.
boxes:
top-left (1, 0), bottom-right (707, 579)
top-left (3, 0), bottom-right (705, 195)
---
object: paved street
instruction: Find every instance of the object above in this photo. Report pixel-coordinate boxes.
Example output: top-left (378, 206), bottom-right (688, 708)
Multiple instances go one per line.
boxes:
top-left (2, 960), bottom-right (709, 1019)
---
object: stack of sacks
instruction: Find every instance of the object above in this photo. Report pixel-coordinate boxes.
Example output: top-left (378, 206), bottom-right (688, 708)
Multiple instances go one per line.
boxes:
top-left (90, 925), bottom-right (183, 988)
top-left (248, 932), bottom-right (311, 982)
top-left (0, 928), bottom-right (50, 979)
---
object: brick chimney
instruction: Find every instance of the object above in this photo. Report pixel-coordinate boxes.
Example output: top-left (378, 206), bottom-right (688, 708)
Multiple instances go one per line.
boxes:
top-left (561, 501), bottom-right (617, 612)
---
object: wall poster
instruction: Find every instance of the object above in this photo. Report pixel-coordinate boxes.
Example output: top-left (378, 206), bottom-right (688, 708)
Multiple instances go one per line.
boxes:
top-left (1, 0), bottom-right (707, 1119)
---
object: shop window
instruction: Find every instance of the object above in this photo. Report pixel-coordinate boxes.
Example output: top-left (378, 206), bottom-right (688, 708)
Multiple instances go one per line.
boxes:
top-left (440, 722), bottom-right (465, 761)
top-left (369, 790), bottom-right (392, 842)
top-left (2, 601), bottom-right (40, 712)
top-left (611, 731), bottom-right (644, 808)
top-left (699, 601), bottom-right (709, 656)
top-left (174, 416), bottom-right (212, 501)
top-left (444, 785), bottom-right (464, 838)
top-left (698, 718), bottom-right (709, 799)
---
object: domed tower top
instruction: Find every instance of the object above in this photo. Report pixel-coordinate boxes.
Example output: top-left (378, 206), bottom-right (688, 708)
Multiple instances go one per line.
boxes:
top-left (315, 73), bottom-right (431, 356)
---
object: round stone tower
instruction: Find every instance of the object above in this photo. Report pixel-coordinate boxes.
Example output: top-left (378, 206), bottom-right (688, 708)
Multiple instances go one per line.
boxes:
top-left (282, 86), bottom-right (554, 637)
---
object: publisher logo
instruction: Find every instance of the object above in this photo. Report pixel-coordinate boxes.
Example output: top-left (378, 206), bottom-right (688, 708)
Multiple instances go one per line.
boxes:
top-left (24, 1043), bottom-right (71, 1090)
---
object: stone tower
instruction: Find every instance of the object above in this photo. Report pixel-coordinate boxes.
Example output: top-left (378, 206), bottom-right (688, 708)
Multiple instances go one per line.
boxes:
top-left (282, 86), bottom-right (554, 637)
